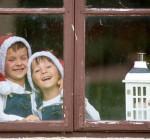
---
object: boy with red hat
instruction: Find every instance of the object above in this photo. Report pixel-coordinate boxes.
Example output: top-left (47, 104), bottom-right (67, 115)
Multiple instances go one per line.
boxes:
top-left (27, 51), bottom-right (64, 120)
top-left (0, 35), bottom-right (39, 121)
top-left (27, 51), bottom-right (100, 120)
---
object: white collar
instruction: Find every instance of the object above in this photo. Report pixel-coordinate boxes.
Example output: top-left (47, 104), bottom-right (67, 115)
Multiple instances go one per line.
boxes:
top-left (42, 94), bottom-right (62, 107)
top-left (6, 79), bottom-right (31, 94)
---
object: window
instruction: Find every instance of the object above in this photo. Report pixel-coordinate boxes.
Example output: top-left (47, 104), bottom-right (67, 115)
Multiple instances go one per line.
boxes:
top-left (74, 0), bottom-right (150, 133)
top-left (0, 0), bottom-right (150, 137)
top-left (0, 0), bottom-right (74, 132)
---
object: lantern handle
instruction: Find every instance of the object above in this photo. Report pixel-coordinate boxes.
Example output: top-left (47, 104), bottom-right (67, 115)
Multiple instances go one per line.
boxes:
top-left (137, 53), bottom-right (146, 61)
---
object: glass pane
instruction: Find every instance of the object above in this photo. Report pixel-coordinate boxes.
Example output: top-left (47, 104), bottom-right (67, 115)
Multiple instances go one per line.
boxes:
top-left (15, 15), bottom-right (63, 56)
top-left (143, 98), bottom-right (147, 108)
top-left (138, 98), bottom-right (142, 108)
top-left (0, 0), bottom-right (63, 8)
top-left (143, 87), bottom-right (146, 96)
top-left (85, 16), bottom-right (150, 120)
top-left (133, 98), bottom-right (136, 108)
top-left (133, 87), bottom-right (136, 96)
top-left (86, 0), bottom-right (150, 8)
top-left (138, 87), bottom-right (141, 96)
top-left (133, 110), bottom-right (136, 119)
top-left (0, 15), bottom-right (64, 121)
top-left (127, 89), bottom-right (130, 95)
top-left (138, 110), bottom-right (142, 120)
top-left (144, 110), bottom-right (147, 120)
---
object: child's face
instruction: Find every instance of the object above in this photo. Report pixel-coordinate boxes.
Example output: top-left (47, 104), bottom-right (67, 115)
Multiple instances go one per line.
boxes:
top-left (5, 47), bottom-right (28, 82)
top-left (32, 58), bottom-right (60, 90)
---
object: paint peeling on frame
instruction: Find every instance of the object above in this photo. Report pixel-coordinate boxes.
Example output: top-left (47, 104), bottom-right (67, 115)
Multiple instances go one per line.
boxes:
top-left (87, 121), bottom-right (144, 125)
top-left (90, 8), bottom-right (133, 12)
top-left (72, 24), bottom-right (78, 40)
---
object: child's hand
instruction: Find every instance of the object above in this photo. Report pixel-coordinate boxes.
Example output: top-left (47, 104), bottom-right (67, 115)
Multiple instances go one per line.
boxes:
top-left (22, 115), bottom-right (40, 121)
top-left (85, 100), bottom-right (87, 107)
top-left (58, 79), bottom-right (63, 92)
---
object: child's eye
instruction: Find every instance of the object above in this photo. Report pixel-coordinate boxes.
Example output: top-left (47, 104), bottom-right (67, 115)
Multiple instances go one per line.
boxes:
top-left (47, 66), bottom-right (51, 68)
top-left (21, 56), bottom-right (28, 60)
top-left (8, 59), bottom-right (14, 62)
top-left (35, 69), bottom-right (40, 73)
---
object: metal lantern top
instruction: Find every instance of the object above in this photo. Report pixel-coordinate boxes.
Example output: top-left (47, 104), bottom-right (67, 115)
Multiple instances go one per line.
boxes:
top-left (123, 53), bottom-right (150, 83)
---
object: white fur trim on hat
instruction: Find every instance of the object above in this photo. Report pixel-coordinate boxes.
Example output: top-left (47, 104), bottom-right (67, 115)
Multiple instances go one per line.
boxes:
top-left (0, 36), bottom-right (32, 75)
top-left (27, 51), bottom-right (63, 93)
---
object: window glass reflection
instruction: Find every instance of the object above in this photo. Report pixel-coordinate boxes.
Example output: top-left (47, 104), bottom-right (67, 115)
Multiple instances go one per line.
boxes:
top-left (85, 16), bottom-right (150, 120)
top-left (0, 15), bottom-right (63, 121)
top-left (15, 15), bottom-right (63, 57)
top-left (86, 0), bottom-right (150, 8)
top-left (0, 0), bottom-right (63, 8)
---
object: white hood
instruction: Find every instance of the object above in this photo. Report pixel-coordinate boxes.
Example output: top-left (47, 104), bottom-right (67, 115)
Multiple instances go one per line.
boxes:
top-left (0, 36), bottom-right (32, 75)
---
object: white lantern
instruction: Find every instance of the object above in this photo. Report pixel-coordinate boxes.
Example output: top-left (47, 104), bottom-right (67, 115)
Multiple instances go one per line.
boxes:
top-left (122, 53), bottom-right (150, 121)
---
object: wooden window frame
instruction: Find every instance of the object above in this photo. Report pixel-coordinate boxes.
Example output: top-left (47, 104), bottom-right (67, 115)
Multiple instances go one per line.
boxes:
top-left (74, 0), bottom-right (150, 132)
top-left (1, 0), bottom-right (150, 137)
top-left (0, 0), bottom-right (74, 132)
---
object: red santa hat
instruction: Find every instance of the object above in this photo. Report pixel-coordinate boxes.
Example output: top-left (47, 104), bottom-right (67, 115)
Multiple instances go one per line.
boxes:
top-left (0, 34), bottom-right (32, 75)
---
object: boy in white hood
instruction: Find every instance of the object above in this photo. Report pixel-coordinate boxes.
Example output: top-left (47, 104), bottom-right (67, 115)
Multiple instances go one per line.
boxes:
top-left (0, 35), bottom-right (39, 121)
top-left (27, 51), bottom-right (100, 120)
top-left (27, 51), bottom-right (63, 120)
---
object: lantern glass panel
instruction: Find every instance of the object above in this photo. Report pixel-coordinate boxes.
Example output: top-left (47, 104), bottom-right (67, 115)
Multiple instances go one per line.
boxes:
top-left (133, 98), bottom-right (136, 108)
top-left (143, 98), bottom-right (147, 108)
top-left (138, 87), bottom-right (141, 96)
top-left (144, 110), bottom-right (147, 119)
top-left (133, 87), bottom-right (136, 96)
top-left (143, 87), bottom-right (146, 96)
top-left (127, 89), bottom-right (130, 95)
top-left (138, 110), bottom-right (142, 120)
top-left (138, 98), bottom-right (142, 108)
top-left (133, 110), bottom-right (136, 119)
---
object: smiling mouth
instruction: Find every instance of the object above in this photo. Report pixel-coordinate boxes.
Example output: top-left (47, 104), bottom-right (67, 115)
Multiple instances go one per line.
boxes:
top-left (13, 68), bottom-right (24, 72)
top-left (42, 76), bottom-right (51, 81)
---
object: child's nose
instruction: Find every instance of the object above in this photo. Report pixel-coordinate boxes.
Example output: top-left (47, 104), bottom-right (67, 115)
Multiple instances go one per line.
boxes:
top-left (41, 68), bottom-right (47, 74)
top-left (16, 59), bottom-right (22, 65)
